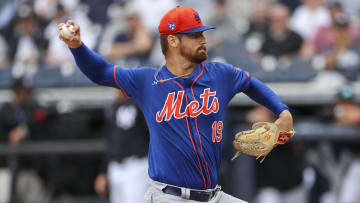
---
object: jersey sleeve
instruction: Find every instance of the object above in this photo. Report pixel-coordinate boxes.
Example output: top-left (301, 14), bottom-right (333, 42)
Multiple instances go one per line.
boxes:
top-left (243, 77), bottom-right (289, 116)
top-left (69, 43), bottom-right (144, 100)
top-left (218, 63), bottom-right (251, 96)
top-left (113, 66), bottom-right (144, 100)
top-left (70, 43), bottom-right (116, 87)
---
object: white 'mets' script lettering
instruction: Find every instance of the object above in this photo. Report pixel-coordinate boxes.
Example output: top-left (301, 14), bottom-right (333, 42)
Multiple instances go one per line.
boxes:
top-left (156, 88), bottom-right (219, 122)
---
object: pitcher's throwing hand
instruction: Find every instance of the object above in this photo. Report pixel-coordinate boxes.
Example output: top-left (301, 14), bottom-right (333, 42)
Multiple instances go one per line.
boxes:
top-left (58, 20), bottom-right (81, 49)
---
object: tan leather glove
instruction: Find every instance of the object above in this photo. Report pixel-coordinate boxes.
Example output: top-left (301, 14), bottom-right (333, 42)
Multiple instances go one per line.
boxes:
top-left (232, 122), bottom-right (295, 163)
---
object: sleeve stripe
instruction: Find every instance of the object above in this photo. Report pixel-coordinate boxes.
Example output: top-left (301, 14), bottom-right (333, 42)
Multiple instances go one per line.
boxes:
top-left (245, 71), bottom-right (250, 79)
top-left (113, 66), bottom-right (128, 98)
top-left (245, 71), bottom-right (251, 85)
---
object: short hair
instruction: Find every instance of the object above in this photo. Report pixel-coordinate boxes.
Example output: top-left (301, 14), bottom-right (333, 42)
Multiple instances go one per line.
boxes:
top-left (160, 33), bottom-right (183, 56)
top-left (11, 78), bottom-right (32, 92)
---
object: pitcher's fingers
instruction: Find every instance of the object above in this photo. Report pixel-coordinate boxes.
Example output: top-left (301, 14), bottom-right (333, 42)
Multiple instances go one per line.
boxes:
top-left (70, 34), bottom-right (79, 42)
top-left (73, 35), bottom-right (80, 42)
top-left (58, 23), bottom-right (65, 30)
top-left (67, 19), bottom-right (75, 26)
top-left (72, 24), bottom-right (80, 33)
top-left (59, 35), bottom-right (67, 42)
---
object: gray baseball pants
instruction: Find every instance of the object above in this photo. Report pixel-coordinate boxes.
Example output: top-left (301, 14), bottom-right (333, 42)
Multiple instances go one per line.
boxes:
top-left (144, 179), bottom-right (248, 203)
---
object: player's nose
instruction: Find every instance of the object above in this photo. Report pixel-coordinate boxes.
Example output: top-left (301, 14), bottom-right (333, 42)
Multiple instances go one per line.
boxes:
top-left (200, 35), bottom-right (207, 45)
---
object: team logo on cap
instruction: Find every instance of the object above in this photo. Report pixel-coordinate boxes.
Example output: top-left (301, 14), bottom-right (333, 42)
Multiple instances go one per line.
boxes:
top-left (168, 22), bottom-right (176, 31)
top-left (194, 12), bottom-right (201, 24)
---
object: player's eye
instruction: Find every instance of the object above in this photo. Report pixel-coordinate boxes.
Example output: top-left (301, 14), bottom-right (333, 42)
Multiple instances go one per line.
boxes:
top-left (187, 32), bottom-right (203, 39)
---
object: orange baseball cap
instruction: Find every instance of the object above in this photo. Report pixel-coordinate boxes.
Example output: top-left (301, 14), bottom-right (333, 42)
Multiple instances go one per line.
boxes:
top-left (158, 6), bottom-right (215, 34)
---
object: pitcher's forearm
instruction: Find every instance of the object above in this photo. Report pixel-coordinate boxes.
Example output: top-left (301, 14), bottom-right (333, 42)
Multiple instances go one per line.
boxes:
top-left (70, 43), bottom-right (116, 86)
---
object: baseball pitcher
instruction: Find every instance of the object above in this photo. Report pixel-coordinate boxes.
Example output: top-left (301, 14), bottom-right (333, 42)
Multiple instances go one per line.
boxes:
top-left (58, 6), bottom-right (294, 203)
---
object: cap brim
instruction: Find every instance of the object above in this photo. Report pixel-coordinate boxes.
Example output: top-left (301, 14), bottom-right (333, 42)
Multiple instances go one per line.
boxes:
top-left (179, 26), bottom-right (216, 34)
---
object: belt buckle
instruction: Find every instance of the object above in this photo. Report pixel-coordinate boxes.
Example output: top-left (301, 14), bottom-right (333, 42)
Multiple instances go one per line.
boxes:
top-left (210, 185), bottom-right (221, 200)
top-left (215, 185), bottom-right (221, 194)
top-left (189, 190), bottom-right (211, 202)
top-left (163, 185), bottom-right (221, 202)
top-left (181, 187), bottom-right (191, 199)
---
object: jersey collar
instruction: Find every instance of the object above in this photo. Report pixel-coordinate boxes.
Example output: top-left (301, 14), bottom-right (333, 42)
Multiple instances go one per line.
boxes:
top-left (161, 62), bottom-right (204, 83)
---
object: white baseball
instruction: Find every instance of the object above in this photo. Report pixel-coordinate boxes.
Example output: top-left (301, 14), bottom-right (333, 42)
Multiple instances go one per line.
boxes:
top-left (61, 24), bottom-right (75, 39)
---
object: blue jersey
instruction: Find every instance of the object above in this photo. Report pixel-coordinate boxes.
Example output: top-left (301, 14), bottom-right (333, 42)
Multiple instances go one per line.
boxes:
top-left (70, 44), bottom-right (288, 190)
top-left (115, 62), bottom-right (250, 190)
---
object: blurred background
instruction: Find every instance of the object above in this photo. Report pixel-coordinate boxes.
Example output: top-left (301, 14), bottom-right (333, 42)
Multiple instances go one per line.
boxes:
top-left (0, 0), bottom-right (360, 203)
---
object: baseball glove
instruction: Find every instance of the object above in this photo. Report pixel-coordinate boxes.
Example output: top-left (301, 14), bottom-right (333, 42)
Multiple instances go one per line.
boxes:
top-left (232, 122), bottom-right (295, 163)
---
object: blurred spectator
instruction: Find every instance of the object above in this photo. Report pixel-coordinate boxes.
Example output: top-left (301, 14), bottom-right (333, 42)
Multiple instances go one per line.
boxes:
top-left (318, 86), bottom-right (360, 203)
top-left (0, 33), bottom-right (9, 68)
top-left (332, 86), bottom-right (360, 126)
top-left (98, 3), bottom-right (127, 60)
top-left (303, 85), bottom-right (360, 203)
top-left (44, 1), bottom-right (98, 67)
top-left (82, 0), bottom-right (112, 25)
top-left (290, 0), bottom-right (331, 41)
top-left (33, 0), bottom-right (58, 20)
top-left (242, 2), bottom-right (270, 56)
top-left (133, 0), bottom-right (176, 32)
top-left (318, 14), bottom-right (360, 81)
top-left (247, 106), bottom-right (304, 203)
top-left (205, 0), bottom-right (239, 50)
top-left (94, 90), bottom-right (149, 203)
top-left (278, 0), bottom-right (301, 13)
top-left (99, 2), bottom-right (154, 66)
top-left (340, 158), bottom-right (360, 202)
top-left (178, 0), bottom-right (213, 24)
top-left (340, 140), bottom-right (360, 203)
top-left (226, 0), bottom-right (276, 35)
top-left (4, 1), bottom-right (48, 76)
top-left (34, 0), bottom-right (80, 21)
top-left (244, 106), bottom-right (273, 124)
top-left (0, 78), bottom-right (50, 203)
top-left (333, 0), bottom-right (360, 24)
top-left (260, 4), bottom-right (303, 58)
top-left (44, 3), bottom-right (73, 67)
top-left (312, 2), bottom-right (347, 53)
top-left (302, 1), bottom-right (360, 59)
top-left (244, 1), bottom-right (269, 39)
top-left (0, 0), bottom-right (17, 30)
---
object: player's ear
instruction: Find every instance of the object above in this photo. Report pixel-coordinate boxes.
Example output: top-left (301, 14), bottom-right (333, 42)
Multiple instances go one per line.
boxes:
top-left (167, 34), bottom-right (180, 49)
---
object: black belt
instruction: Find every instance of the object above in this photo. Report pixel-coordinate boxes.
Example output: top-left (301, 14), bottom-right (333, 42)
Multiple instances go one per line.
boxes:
top-left (162, 185), bottom-right (216, 202)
